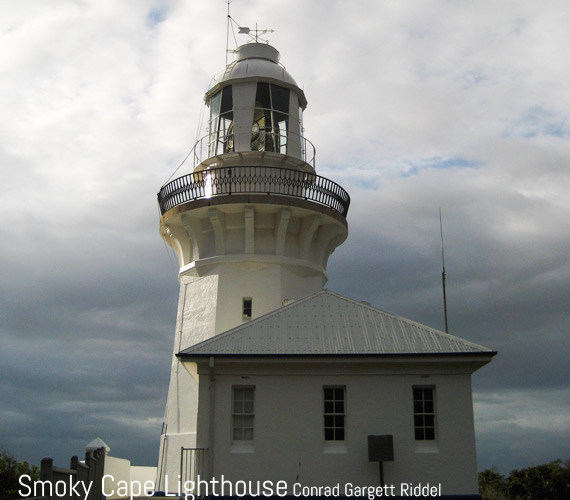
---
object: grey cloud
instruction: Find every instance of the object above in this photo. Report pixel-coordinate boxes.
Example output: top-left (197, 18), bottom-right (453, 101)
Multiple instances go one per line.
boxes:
top-left (1, 0), bottom-right (569, 477)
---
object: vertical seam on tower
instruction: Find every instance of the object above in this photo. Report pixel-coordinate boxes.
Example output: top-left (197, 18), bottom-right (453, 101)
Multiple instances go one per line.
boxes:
top-left (175, 279), bottom-right (188, 433)
top-left (275, 208), bottom-right (291, 255)
top-left (245, 206), bottom-right (255, 254)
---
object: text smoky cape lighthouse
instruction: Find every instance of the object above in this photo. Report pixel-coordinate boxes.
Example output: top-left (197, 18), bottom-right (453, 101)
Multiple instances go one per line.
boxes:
top-left (155, 41), bottom-right (495, 497)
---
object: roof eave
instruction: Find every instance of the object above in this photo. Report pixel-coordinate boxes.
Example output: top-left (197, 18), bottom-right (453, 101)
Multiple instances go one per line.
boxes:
top-left (176, 351), bottom-right (496, 375)
top-left (176, 351), bottom-right (497, 361)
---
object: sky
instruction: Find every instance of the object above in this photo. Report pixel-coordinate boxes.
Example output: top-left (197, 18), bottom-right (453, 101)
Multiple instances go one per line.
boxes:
top-left (1, 0), bottom-right (569, 476)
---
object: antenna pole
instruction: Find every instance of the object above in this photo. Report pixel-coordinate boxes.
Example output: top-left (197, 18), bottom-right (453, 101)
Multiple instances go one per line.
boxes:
top-left (225, 0), bottom-right (231, 65)
top-left (440, 208), bottom-right (449, 333)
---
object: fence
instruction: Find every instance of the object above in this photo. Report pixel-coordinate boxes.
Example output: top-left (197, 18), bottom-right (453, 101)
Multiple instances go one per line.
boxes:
top-left (180, 447), bottom-right (207, 493)
top-left (19, 447), bottom-right (106, 500)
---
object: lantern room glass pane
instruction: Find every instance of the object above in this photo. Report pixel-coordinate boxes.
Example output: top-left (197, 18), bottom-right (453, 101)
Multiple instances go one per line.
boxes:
top-left (220, 86), bottom-right (233, 113)
top-left (209, 86), bottom-right (234, 157)
top-left (209, 91), bottom-right (221, 120)
top-left (255, 82), bottom-right (271, 109)
top-left (252, 83), bottom-right (290, 154)
top-left (271, 85), bottom-right (290, 113)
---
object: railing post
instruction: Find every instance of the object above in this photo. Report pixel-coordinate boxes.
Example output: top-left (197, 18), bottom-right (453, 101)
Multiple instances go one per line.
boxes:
top-left (180, 448), bottom-right (208, 491)
top-left (40, 457), bottom-right (53, 484)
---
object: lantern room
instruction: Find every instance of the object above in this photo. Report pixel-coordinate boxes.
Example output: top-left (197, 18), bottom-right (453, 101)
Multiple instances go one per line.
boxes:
top-left (196, 43), bottom-right (312, 172)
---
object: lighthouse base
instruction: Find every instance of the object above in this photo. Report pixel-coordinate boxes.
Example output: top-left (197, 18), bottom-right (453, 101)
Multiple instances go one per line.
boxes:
top-left (156, 431), bottom-right (197, 492)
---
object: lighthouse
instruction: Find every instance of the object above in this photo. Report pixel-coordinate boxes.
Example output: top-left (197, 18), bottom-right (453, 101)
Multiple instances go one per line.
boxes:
top-left (155, 41), bottom-right (350, 488)
top-left (156, 39), bottom-right (494, 496)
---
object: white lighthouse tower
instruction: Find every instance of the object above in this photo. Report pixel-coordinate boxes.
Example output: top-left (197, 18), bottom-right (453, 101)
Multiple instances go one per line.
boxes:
top-left (155, 41), bottom-right (350, 488)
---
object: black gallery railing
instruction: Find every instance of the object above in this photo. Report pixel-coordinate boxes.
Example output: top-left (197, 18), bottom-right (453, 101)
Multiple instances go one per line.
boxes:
top-left (158, 166), bottom-right (350, 217)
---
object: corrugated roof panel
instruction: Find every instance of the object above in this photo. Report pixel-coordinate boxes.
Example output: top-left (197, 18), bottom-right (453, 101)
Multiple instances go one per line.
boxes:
top-left (180, 290), bottom-right (493, 356)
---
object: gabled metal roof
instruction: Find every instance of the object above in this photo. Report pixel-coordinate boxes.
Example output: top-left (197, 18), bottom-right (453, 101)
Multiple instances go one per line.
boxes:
top-left (178, 290), bottom-right (494, 357)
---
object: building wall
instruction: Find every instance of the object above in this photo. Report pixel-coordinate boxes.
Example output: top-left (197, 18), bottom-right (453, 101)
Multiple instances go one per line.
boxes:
top-left (157, 273), bottom-right (217, 490)
top-left (103, 455), bottom-right (157, 499)
top-left (194, 359), bottom-right (479, 496)
top-left (214, 262), bottom-right (324, 334)
top-left (158, 263), bottom-right (324, 490)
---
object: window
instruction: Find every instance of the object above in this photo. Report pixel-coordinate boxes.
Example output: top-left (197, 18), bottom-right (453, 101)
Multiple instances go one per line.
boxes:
top-left (413, 387), bottom-right (436, 441)
top-left (242, 297), bottom-right (252, 320)
top-left (251, 82), bottom-right (290, 154)
top-left (324, 386), bottom-right (345, 441)
top-left (232, 387), bottom-right (255, 441)
top-left (208, 86), bottom-right (234, 156)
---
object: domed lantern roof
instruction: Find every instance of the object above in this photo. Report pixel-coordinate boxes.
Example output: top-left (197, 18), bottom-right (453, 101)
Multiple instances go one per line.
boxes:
top-left (206, 43), bottom-right (307, 109)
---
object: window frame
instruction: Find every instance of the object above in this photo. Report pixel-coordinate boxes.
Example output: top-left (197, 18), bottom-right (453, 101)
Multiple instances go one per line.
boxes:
top-left (231, 386), bottom-right (255, 442)
top-left (252, 82), bottom-right (290, 154)
top-left (323, 386), bottom-right (346, 442)
top-left (413, 386), bottom-right (437, 441)
top-left (242, 297), bottom-right (252, 321)
top-left (208, 86), bottom-right (234, 156)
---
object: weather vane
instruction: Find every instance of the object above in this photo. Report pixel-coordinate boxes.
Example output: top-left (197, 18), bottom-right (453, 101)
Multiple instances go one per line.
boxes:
top-left (238, 24), bottom-right (275, 43)
top-left (225, 0), bottom-right (275, 64)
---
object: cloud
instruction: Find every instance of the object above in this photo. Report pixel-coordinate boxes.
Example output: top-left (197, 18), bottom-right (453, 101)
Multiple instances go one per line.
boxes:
top-left (1, 0), bottom-right (569, 476)
top-left (474, 388), bottom-right (570, 473)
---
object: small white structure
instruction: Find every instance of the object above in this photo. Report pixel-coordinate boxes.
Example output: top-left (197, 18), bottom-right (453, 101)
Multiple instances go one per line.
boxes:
top-left (177, 291), bottom-right (494, 496)
top-left (155, 40), bottom-right (494, 497)
top-left (85, 438), bottom-right (156, 499)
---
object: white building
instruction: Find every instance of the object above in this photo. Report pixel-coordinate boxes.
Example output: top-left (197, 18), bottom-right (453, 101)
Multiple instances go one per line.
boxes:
top-left (156, 40), bottom-right (494, 497)
top-left (178, 290), bottom-right (494, 497)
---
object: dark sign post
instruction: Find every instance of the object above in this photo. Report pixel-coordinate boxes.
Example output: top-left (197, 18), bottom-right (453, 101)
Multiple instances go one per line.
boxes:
top-left (368, 435), bottom-right (394, 486)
